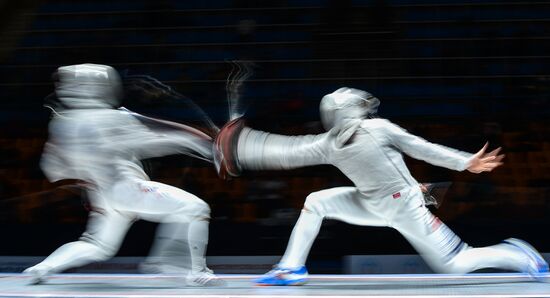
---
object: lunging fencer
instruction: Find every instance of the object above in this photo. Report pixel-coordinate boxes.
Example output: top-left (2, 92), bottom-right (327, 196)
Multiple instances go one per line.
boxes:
top-left (24, 64), bottom-right (223, 286)
top-left (214, 87), bottom-right (549, 285)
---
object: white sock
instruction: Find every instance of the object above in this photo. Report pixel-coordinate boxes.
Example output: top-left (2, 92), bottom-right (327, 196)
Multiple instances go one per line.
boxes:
top-left (448, 243), bottom-right (528, 273)
top-left (147, 222), bottom-right (190, 269)
top-left (278, 210), bottom-right (323, 269)
top-left (188, 218), bottom-right (209, 272)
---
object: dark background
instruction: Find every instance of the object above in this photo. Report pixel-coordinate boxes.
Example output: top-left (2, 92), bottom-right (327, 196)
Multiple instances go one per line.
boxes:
top-left (0, 0), bottom-right (549, 272)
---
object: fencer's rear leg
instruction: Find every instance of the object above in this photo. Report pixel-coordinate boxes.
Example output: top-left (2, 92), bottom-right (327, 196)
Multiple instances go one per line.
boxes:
top-left (23, 210), bottom-right (132, 284)
top-left (393, 188), bottom-right (547, 279)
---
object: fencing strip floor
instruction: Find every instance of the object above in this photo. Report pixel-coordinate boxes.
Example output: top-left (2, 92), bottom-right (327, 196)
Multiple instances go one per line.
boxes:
top-left (0, 273), bottom-right (549, 298)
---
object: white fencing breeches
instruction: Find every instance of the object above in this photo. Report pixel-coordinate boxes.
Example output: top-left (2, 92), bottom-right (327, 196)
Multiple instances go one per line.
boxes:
top-left (279, 186), bottom-right (530, 274)
top-left (31, 180), bottom-right (210, 274)
top-left (32, 210), bottom-right (132, 273)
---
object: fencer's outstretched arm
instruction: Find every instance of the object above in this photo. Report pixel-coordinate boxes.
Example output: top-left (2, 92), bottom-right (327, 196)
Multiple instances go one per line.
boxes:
top-left (236, 127), bottom-right (329, 170)
top-left (214, 119), bottom-right (329, 177)
top-left (382, 120), bottom-right (503, 172)
top-left (109, 109), bottom-right (213, 162)
top-left (137, 130), bottom-right (213, 162)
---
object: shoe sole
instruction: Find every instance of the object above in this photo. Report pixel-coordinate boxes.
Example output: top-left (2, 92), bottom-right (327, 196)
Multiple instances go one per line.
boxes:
top-left (255, 278), bottom-right (308, 286)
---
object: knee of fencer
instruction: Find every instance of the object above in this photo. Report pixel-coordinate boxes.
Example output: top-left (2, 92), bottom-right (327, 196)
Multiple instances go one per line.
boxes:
top-left (91, 242), bottom-right (118, 260)
top-left (426, 255), bottom-right (470, 275)
top-left (190, 199), bottom-right (211, 220)
top-left (435, 261), bottom-right (468, 274)
top-left (430, 262), bottom-right (455, 274)
top-left (98, 245), bottom-right (118, 260)
top-left (79, 235), bottom-right (118, 261)
top-left (303, 192), bottom-right (326, 217)
top-left (434, 243), bottom-right (473, 274)
top-left (198, 201), bottom-right (211, 220)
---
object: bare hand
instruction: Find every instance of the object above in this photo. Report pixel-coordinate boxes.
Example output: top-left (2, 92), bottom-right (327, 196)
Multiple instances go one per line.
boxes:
top-left (467, 143), bottom-right (505, 174)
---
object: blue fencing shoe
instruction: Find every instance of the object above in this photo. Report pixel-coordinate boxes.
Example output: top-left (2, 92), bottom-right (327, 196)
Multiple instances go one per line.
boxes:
top-left (255, 266), bottom-right (309, 286)
top-left (504, 238), bottom-right (549, 282)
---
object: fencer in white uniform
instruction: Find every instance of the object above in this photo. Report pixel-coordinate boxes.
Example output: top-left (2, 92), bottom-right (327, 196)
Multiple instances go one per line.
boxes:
top-left (24, 64), bottom-right (223, 286)
top-left (214, 87), bottom-right (548, 285)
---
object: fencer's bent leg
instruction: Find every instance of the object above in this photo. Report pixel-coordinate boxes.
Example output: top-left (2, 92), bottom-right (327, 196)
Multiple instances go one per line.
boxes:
top-left (279, 187), bottom-right (386, 268)
top-left (25, 210), bottom-right (133, 277)
top-left (113, 180), bottom-right (213, 275)
top-left (140, 182), bottom-right (211, 274)
top-left (278, 210), bottom-right (323, 268)
top-left (392, 187), bottom-right (533, 274)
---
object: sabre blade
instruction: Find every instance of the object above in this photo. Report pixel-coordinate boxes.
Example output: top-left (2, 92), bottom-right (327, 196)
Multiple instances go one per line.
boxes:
top-left (225, 60), bottom-right (253, 121)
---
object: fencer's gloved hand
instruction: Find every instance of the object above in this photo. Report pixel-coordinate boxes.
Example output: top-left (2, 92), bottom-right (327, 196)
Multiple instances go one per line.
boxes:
top-left (213, 118), bottom-right (246, 179)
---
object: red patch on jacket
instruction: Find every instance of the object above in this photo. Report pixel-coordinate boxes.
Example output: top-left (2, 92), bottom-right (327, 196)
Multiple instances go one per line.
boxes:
top-left (432, 217), bottom-right (442, 231)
